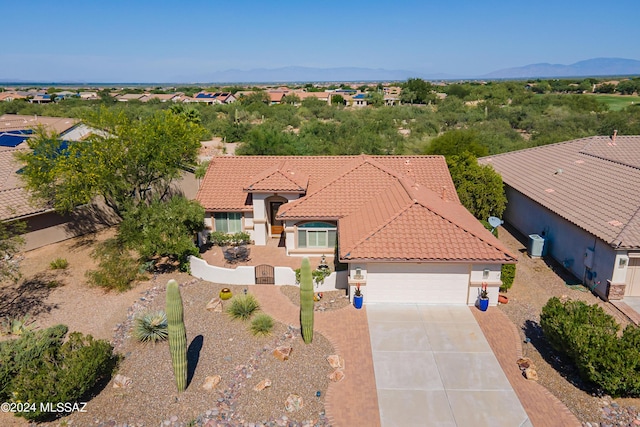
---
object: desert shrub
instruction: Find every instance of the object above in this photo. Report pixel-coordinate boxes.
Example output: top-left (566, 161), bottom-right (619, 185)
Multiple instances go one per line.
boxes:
top-left (49, 257), bottom-right (69, 270)
top-left (208, 231), bottom-right (232, 246)
top-left (0, 324), bottom-right (68, 401)
top-left (133, 310), bottom-right (168, 343)
top-left (209, 231), bottom-right (250, 246)
top-left (294, 267), bottom-right (331, 285)
top-left (540, 297), bottom-right (640, 396)
top-left (1, 315), bottom-right (35, 336)
top-left (86, 238), bottom-right (144, 292)
top-left (500, 263), bottom-right (516, 292)
top-left (227, 294), bottom-right (260, 321)
top-left (250, 313), bottom-right (274, 336)
top-left (0, 324), bottom-right (117, 420)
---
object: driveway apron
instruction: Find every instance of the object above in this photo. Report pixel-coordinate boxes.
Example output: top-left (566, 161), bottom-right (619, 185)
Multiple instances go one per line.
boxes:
top-left (367, 304), bottom-right (530, 427)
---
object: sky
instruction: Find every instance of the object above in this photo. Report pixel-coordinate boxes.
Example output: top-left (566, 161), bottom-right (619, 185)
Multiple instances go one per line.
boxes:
top-left (2, 0), bottom-right (638, 83)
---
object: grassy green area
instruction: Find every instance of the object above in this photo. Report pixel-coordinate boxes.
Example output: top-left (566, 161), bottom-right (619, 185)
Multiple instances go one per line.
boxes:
top-left (588, 94), bottom-right (640, 111)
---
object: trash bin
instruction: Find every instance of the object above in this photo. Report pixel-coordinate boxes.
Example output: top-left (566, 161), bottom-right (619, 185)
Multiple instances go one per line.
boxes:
top-left (528, 234), bottom-right (545, 257)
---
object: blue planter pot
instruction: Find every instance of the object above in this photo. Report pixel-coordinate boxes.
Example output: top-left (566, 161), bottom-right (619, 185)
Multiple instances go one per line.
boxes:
top-left (478, 297), bottom-right (489, 311)
top-left (354, 295), bottom-right (364, 309)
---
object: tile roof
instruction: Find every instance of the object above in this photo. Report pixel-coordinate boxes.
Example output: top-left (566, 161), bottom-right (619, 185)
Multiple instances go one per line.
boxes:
top-left (244, 162), bottom-right (309, 193)
top-left (198, 155), bottom-right (513, 262)
top-left (0, 149), bottom-right (48, 221)
top-left (479, 135), bottom-right (640, 249)
top-left (0, 114), bottom-right (78, 135)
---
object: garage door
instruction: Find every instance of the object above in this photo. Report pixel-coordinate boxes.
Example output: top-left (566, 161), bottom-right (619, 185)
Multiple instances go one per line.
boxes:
top-left (626, 257), bottom-right (640, 296)
top-left (365, 263), bottom-right (470, 304)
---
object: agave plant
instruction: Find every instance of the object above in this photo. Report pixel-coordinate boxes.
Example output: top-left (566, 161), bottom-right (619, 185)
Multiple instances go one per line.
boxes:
top-left (1, 315), bottom-right (35, 336)
top-left (133, 310), bottom-right (168, 344)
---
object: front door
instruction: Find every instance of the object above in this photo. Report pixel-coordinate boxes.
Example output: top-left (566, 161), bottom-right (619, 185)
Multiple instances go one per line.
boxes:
top-left (270, 201), bottom-right (284, 236)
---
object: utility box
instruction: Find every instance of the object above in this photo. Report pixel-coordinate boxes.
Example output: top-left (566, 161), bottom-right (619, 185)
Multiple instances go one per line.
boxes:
top-left (528, 234), bottom-right (546, 258)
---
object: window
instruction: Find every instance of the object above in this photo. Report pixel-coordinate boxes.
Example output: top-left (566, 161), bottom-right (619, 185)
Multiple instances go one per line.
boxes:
top-left (298, 222), bottom-right (336, 248)
top-left (214, 212), bottom-right (242, 233)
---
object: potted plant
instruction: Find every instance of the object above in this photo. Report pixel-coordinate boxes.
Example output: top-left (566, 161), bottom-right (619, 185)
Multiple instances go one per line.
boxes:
top-left (353, 283), bottom-right (364, 309)
top-left (478, 283), bottom-right (489, 311)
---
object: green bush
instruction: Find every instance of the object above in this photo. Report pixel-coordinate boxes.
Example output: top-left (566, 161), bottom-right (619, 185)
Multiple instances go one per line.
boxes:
top-left (500, 264), bottom-right (516, 292)
top-left (133, 311), bottom-right (168, 344)
top-left (226, 294), bottom-right (260, 321)
top-left (49, 257), bottom-right (69, 270)
top-left (209, 231), bottom-right (251, 246)
top-left (294, 267), bottom-right (331, 286)
top-left (1, 315), bottom-right (34, 336)
top-left (86, 238), bottom-right (144, 292)
top-left (0, 325), bottom-right (117, 421)
top-left (250, 313), bottom-right (274, 336)
top-left (540, 297), bottom-right (640, 396)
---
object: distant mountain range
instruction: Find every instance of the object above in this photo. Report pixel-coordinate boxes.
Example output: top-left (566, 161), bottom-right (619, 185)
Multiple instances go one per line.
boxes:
top-left (481, 58), bottom-right (640, 79)
top-left (2, 58), bottom-right (639, 84)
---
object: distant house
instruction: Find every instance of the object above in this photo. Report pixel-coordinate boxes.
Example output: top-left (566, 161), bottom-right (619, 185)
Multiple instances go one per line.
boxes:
top-left (352, 93), bottom-right (368, 107)
top-left (29, 94), bottom-right (52, 104)
top-left (0, 92), bottom-right (27, 102)
top-left (139, 93), bottom-right (182, 103)
top-left (479, 134), bottom-right (640, 301)
top-left (116, 93), bottom-right (145, 102)
top-left (192, 92), bottom-right (237, 105)
top-left (197, 155), bottom-right (515, 305)
top-left (296, 91), bottom-right (330, 104)
top-left (267, 91), bottom-right (287, 105)
top-left (79, 91), bottom-right (99, 100)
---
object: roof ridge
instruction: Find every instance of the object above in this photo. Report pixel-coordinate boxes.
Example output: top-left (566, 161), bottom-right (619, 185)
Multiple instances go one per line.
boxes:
top-left (612, 202), bottom-right (640, 248)
top-left (480, 136), bottom-right (597, 161)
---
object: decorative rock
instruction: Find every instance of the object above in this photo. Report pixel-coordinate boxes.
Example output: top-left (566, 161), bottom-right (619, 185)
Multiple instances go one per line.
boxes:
top-left (516, 357), bottom-right (536, 371)
top-left (284, 394), bottom-right (304, 412)
top-left (254, 379), bottom-right (272, 391)
top-left (206, 297), bottom-right (223, 312)
top-left (329, 369), bottom-right (345, 382)
top-left (327, 354), bottom-right (344, 369)
top-left (273, 346), bottom-right (293, 361)
top-left (113, 374), bottom-right (132, 388)
top-left (203, 375), bottom-right (222, 390)
top-left (524, 367), bottom-right (539, 381)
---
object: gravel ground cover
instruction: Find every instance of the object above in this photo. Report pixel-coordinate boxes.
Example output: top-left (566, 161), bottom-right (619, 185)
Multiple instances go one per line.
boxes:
top-left (280, 285), bottom-right (350, 312)
top-left (498, 225), bottom-right (640, 426)
top-left (0, 231), bottom-right (334, 427)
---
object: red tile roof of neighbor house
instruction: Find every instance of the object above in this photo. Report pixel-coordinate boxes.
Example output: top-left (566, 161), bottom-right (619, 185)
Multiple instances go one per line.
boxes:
top-left (479, 135), bottom-right (640, 249)
top-left (198, 155), bottom-right (515, 262)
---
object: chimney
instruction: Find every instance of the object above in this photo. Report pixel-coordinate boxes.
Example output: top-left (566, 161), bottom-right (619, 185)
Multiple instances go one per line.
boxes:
top-left (612, 129), bottom-right (618, 144)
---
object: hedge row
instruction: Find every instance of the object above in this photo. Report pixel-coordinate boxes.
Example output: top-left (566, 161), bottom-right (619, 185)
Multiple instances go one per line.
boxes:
top-left (541, 297), bottom-right (640, 396)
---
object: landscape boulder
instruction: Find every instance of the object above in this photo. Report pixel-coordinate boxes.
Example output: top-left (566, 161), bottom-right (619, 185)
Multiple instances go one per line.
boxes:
top-left (273, 346), bottom-right (293, 361)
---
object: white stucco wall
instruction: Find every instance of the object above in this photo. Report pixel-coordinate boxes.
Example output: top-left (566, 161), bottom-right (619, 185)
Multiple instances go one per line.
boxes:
top-left (190, 257), bottom-right (255, 284)
top-left (504, 186), bottom-right (618, 299)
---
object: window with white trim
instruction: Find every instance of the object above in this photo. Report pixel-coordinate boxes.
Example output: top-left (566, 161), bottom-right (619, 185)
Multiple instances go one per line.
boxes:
top-left (214, 212), bottom-right (242, 233)
top-left (297, 222), bottom-right (337, 248)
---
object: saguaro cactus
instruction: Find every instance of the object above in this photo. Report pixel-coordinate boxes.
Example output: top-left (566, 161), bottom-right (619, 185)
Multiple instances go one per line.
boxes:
top-left (166, 279), bottom-right (187, 392)
top-left (300, 258), bottom-right (314, 344)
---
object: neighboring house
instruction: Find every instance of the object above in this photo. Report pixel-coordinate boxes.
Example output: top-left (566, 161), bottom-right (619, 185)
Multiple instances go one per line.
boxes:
top-left (139, 93), bottom-right (181, 103)
top-left (295, 91), bottom-right (331, 104)
top-left (116, 93), bottom-right (145, 102)
top-left (351, 93), bottom-right (368, 107)
top-left (79, 91), bottom-right (99, 100)
top-left (0, 92), bottom-right (27, 102)
top-left (479, 134), bottom-right (640, 300)
top-left (267, 91), bottom-right (287, 105)
top-left (0, 114), bottom-right (117, 250)
top-left (197, 155), bottom-right (515, 305)
top-left (29, 94), bottom-right (52, 104)
top-left (192, 92), bottom-right (237, 104)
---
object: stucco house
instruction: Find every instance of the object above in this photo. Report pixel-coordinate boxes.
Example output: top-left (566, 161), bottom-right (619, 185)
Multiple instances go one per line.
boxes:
top-left (479, 134), bottom-right (640, 301)
top-left (196, 155), bottom-right (516, 305)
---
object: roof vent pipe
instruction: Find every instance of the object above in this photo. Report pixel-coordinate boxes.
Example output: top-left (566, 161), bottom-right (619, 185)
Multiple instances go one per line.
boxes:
top-left (612, 129), bottom-right (618, 143)
top-left (441, 186), bottom-right (447, 201)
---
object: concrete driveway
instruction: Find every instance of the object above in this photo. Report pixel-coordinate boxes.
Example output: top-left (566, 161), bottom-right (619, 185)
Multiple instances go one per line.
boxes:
top-left (367, 304), bottom-right (531, 427)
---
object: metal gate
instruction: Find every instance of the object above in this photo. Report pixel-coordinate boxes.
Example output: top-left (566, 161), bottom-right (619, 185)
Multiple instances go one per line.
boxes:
top-left (255, 264), bottom-right (275, 284)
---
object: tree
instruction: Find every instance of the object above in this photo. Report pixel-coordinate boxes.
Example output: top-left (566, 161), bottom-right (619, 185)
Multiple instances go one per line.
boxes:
top-left (331, 94), bottom-right (346, 106)
top-left (118, 196), bottom-right (204, 269)
top-left (424, 129), bottom-right (488, 157)
top-left (0, 221), bottom-right (25, 282)
top-left (401, 78), bottom-right (436, 104)
top-left (447, 152), bottom-right (507, 220)
top-left (17, 108), bottom-right (205, 218)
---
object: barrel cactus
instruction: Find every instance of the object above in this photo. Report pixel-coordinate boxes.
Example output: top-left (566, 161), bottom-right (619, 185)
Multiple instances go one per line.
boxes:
top-left (166, 279), bottom-right (187, 392)
top-left (300, 258), bottom-right (314, 344)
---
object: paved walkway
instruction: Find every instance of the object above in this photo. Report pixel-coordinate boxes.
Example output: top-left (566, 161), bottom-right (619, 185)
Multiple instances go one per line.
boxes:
top-left (473, 307), bottom-right (581, 427)
top-left (251, 285), bottom-right (381, 427)
top-left (611, 298), bottom-right (640, 325)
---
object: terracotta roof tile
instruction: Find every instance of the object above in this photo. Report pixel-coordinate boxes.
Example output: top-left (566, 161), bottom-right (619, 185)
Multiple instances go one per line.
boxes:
top-left (479, 136), bottom-right (640, 248)
top-left (244, 162), bottom-right (309, 193)
top-left (0, 149), bottom-right (48, 221)
top-left (197, 155), bottom-right (513, 262)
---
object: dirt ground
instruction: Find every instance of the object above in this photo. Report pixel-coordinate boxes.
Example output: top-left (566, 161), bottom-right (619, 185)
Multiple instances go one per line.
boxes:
top-left (497, 224), bottom-right (640, 425)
